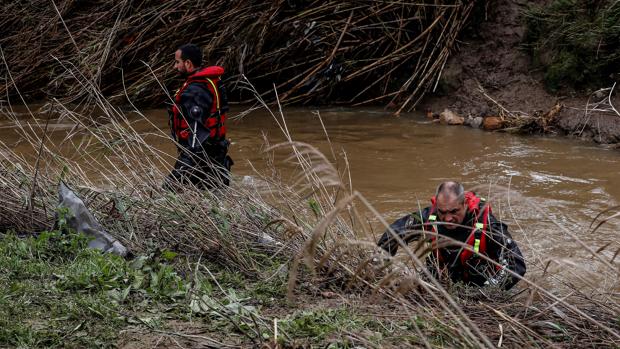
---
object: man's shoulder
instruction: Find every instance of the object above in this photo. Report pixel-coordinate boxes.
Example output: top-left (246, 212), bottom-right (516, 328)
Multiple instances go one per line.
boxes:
top-left (411, 206), bottom-right (432, 220)
top-left (180, 81), bottom-right (212, 101)
top-left (392, 206), bottom-right (431, 224)
top-left (184, 80), bottom-right (210, 92)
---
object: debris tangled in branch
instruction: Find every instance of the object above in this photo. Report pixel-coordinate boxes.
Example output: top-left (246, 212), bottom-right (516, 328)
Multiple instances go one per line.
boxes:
top-left (1, 1), bottom-right (480, 111)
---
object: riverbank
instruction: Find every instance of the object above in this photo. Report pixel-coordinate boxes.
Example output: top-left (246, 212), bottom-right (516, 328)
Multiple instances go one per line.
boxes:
top-left (3, 229), bottom-right (426, 348)
top-left (424, 0), bottom-right (620, 145)
top-left (0, 230), bottom-right (405, 348)
top-left (15, 229), bottom-right (606, 348)
top-left (3, 184), bottom-right (619, 347)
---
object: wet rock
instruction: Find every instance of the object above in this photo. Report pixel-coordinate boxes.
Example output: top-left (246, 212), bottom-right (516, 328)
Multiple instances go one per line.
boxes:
top-left (483, 116), bottom-right (503, 130)
top-left (439, 109), bottom-right (464, 125)
top-left (470, 116), bottom-right (483, 129)
top-left (472, 116), bottom-right (484, 129)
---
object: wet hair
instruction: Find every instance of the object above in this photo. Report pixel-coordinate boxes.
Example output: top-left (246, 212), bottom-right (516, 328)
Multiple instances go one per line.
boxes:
top-left (435, 181), bottom-right (465, 204)
top-left (177, 43), bottom-right (202, 67)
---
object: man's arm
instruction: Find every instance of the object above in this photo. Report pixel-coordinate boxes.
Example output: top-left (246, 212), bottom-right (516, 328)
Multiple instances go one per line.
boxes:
top-left (179, 84), bottom-right (214, 150)
top-left (377, 209), bottom-right (428, 256)
top-left (485, 216), bottom-right (526, 290)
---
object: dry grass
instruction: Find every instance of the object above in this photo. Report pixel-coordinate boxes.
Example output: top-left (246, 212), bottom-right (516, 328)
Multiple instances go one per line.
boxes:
top-left (0, 77), bottom-right (619, 347)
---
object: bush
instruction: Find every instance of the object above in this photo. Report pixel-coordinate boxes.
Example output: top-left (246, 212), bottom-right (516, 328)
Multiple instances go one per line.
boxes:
top-left (0, 231), bottom-right (192, 347)
top-left (524, 0), bottom-right (620, 91)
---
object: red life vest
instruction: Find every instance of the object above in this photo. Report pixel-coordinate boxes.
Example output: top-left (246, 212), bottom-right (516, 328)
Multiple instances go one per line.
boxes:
top-left (424, 191), bottom-right (491, 267)
top-left (170, 66), bottom-right (227, 143)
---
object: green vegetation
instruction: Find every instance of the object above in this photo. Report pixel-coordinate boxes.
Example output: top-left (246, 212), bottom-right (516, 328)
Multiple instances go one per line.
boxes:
top-left (524, 0), bottom-right (620, 91)
top-left (0, 230), bottom-right (194, 347)
top-left (275, 307), bottom-right (463, 348)
top-left (280, 308), bottom-right (363, 342)
top-left (0, 229), bottom-right (435, 348)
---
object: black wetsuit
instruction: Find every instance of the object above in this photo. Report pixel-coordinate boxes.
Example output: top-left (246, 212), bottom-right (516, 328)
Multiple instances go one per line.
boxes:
top-left (166, 68), bottom-right (232, 189)
top-left (378, 205), bottom-right (526, 290)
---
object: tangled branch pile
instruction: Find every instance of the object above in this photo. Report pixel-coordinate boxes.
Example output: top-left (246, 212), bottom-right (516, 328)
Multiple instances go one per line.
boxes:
top-left (1, 0), bottom-right (480, 112)
top-left (477, 83), bottom-right (565, 134)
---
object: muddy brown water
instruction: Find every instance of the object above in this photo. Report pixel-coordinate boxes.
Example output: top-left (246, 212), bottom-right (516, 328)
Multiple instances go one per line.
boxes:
top-left (2, 106), bottom-right (619, 288)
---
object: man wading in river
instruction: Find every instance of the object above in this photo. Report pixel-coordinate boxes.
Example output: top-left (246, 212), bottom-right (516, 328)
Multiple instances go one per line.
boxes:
top-left (377, 181), bottom-right (526, 289)
top-left (165, 43), bottom-right (233, 190)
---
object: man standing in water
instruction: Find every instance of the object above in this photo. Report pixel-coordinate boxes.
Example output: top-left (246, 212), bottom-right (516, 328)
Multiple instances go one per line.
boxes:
top-left (378, 181), bottom-right (526, 289)
top-left (166, 43), bottom-right (233, 190)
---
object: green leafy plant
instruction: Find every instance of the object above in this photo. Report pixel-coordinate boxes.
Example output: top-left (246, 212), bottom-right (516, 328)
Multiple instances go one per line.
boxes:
top-left (524, 0), bottom-right (620, 91)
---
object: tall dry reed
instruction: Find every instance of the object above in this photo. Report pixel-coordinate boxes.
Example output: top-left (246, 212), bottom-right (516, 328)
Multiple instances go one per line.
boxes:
top-left (0, 74), bottom-right (618, 347)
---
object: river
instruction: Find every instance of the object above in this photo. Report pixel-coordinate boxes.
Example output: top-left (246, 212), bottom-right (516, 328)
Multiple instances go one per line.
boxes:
top-left (231, 107), bottom-right (620, 289)
top-left (2, 105), bottom-right (619, 289)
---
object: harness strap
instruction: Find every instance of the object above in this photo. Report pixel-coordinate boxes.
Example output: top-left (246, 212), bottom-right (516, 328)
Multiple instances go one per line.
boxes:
top-left (185, 78), bottom-right (221, 112)
top-left (427, 214), bottom-right (441, 262)
top-left (426, 194), bottom-right (489, 265)
top-left (204, 78), bottom-right (220, 110)
top-left (473, 222), bottom-right (483, 254)
top-left (204, 78), bottom-right (223, 138)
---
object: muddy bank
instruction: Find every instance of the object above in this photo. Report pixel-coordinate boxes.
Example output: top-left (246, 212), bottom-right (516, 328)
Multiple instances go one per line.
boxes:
top-left (424, 0), bottom-right (620, 145)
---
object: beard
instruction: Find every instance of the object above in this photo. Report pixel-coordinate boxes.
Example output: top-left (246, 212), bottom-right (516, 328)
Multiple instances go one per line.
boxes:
top-left (177, 69), bottom-right (191, 79)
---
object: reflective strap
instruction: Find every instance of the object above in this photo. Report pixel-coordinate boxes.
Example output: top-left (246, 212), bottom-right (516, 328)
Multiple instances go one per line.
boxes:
top-left (473, 222), bottom-right (484, 254)
top-left (205, 78), bottom-right (220, 110)
top-left (427, 214), bottom-right (438, 235)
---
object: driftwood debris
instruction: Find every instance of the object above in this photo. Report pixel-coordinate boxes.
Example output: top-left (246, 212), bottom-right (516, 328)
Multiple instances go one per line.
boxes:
top-left (0, 1), bottom-right (480, 111)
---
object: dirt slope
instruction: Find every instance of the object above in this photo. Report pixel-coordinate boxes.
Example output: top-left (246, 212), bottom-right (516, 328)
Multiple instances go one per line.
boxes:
top-left (425, 0), bottom-right (620, 144)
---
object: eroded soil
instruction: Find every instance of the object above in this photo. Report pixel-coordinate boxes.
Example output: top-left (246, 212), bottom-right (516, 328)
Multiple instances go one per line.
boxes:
top-left (426, 0), bottom-right (620, 144)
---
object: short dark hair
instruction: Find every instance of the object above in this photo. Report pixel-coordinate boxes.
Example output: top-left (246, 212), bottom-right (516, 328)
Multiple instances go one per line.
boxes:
top-left (435, 181), bottom-right (465, 204)
top-left (177, 43), bottom-right (202, 67)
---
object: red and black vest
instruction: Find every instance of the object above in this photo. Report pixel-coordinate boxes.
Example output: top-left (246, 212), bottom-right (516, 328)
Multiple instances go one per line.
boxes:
top-left (170, 66), bottom-right (227, 143)
top-left (424, 192), bottom-right (491, 268)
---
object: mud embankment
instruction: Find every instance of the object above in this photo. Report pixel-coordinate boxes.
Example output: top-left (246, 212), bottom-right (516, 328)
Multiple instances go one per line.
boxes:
top-left (425, 0), bottom-right (620, 145)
